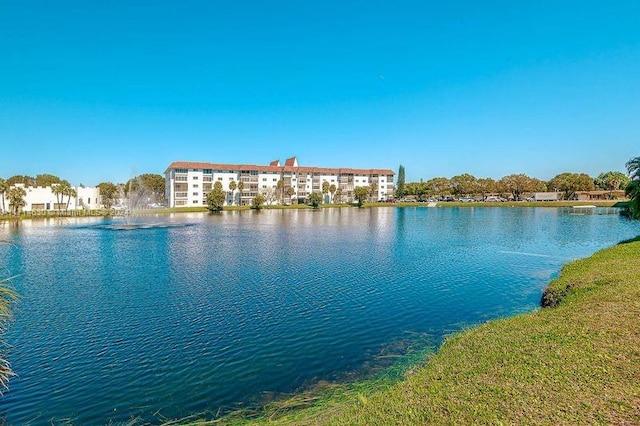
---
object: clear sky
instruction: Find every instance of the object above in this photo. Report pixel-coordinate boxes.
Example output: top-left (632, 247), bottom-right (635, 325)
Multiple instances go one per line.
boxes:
top-left (1, 1), bottom-right (639, 185)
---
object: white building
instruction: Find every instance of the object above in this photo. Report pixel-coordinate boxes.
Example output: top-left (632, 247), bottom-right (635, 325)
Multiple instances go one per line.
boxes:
top-left (164, 157), bottom-right (395, 207)
top-left (7, 183), bottom-right (102, 213)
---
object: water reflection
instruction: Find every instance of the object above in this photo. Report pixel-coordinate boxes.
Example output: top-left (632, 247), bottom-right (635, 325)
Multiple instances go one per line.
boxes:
top-left (0, 208), bottom-right (637, 423)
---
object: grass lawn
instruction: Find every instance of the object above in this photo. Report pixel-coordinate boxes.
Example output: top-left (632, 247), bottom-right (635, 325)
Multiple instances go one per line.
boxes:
top-left (201, 236), bottom-right (640, 425)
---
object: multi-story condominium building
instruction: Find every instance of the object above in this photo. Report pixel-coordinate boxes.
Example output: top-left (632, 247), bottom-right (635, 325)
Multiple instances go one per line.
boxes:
top-left (164, 157), bottom-right (395, 208)
top-left (5, 183), bottom-right (102, 213)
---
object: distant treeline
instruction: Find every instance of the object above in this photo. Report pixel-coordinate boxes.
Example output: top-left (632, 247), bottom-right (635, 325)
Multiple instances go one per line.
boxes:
top-left (396, 171), bottom-right (629, 201)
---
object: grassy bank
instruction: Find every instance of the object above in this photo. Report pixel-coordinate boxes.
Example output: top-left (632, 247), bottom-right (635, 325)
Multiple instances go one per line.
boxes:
top-left (207, 236), bottom-right (640, 425)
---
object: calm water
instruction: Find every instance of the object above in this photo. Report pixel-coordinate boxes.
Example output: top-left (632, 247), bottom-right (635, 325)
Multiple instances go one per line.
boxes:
top-left (0, 207), bottom-right (637, 423)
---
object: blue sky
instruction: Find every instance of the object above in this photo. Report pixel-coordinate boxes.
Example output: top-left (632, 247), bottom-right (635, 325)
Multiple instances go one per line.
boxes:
top-left (1, 1), bottom-right (639, 185)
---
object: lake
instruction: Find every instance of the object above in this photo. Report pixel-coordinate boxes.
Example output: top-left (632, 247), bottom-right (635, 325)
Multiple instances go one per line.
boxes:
top-left (0, 207), bottom-right (638, 423)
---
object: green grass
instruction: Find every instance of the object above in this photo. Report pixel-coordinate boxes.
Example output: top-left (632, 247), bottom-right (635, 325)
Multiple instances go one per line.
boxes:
top-left (201, 236), bottom-right (640, 425)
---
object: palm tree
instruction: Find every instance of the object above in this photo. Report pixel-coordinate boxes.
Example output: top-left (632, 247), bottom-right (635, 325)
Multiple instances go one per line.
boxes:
top-left (64, 186), bottom-right (77, 211)
top-left (369, 182), bottom-right (379, 202)
top-left (322, 181), bottom-right (329, 204)
top-left (0, 179), bottom-right (7, 213)
top-left (626, 156), bottom-right (640, 219)
top-left (626, 156), bottom-right (640, 181)
top-left (329, 184), bottom-right (336, 204)
top-left (237, 181), bottom-right (245, 206)
top-left (276, 179), bottom-right (285, 205)
top-left (286, 186), bottom-right (295, 204)
top-left (6, 187), bottom-right (26, 215)
top-left (52, 183), bottom-right (64, 210)
top-left (228, 180), bottom-right (237, 206)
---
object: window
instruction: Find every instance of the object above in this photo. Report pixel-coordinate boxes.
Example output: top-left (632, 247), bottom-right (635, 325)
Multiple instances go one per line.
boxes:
top-left (175, 168), bottom-right (188, 173)
top-left (218, 177), bottom-right (223, 181)
top-left (193, 176), bottom-right (199, 180)
top-left (193, 192), bottom-right (198, 196)
top-left (203, 169), bottom-right (213, 174)
top-left (193, 184), bottom-right (199, 188)
top-left (262, 178), bottom-right (267, 181)
top-left (193, 200), bottom-right (199, 204)
top-left (175, 176), bottom-right (188, 182)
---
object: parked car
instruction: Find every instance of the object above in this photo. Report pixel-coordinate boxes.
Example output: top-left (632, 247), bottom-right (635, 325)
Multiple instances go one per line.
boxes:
top-left (458, 197), bottom-right (475, 202)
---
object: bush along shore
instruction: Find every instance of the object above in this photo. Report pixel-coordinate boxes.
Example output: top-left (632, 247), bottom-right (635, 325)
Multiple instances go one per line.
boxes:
top-left (203, 236), bottom-right (640, 425)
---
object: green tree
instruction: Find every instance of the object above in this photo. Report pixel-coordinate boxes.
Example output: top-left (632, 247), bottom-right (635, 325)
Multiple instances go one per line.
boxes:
top-left (334, 187), bottom-right (343, 204)
top-left (126, 174), bottom-right (165, 203)
top-left (477, 177), bottom-right (498, 200)
top-left (52, 182), bottom-right (65, 209)
top-left (309, 192), bottom-right (323, 209)
top-left (354, 186), bottom-right (369, 207)
top-left (625, 156), bottom-right (640, 219)
top-left (329, 184), bottom-right (337, 203)
top-left (595, 171), bottom-right (630, 193)
top-left (35, 174), bottom-right (63, 187)
top-left (424, 177), bottom-right (451, 199)
top-left (286, 186), bottom-right (295, 203)
top-left (450, 173), bottom-right (478, 196)
top-left (396, 165), bottom-right (406, 199)
top-left (64, 185), bottom-right (77, 211)
top-left (276, 179), bottom-right (285, 204)
top-left (7, 175), bottom-right (34, 187)
top-left (500, 174), bottom-right (544, 201)
top-left (237, 181), bottom-right (245, 205)
top-left (206, 181), bottom-right (226, 212)
top-left (369, 182), bottom-right (378, 202)
top-left (0, 178), bottom-right (7, 213)
top-left (6, 187), bottom-right (26, 215)
top-left (98, 182), bottom-right (119, 209)
top-left (322, 181), bottom-right (330, 203)
top-left (626, 156), bottom-right (640, 181)
top-left (228, 180), bottom-right (237, 205)
top-left (548, 173), bottom-right (594, 200)
top-left (251, 193), bottom-right (265, 210)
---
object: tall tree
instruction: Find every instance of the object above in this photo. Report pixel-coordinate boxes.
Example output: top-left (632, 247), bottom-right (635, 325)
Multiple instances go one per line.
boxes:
top-left (354, 186), bottom-right (369, 207)
top-left (548, 173), bottom-right (594, 200)
top-left (286, 186), bottom-right (295, 203)
top-left (228, 180), bottom-right (237, 206)
top-left (6, 187), bottom-right (26, 215)
top-left (477, 178), bottom-right (498, 199)
top-left (7, 175), bottom-right (34, 187)
top-left (369, 182), bottom-right (378, 202)
top-left (500, 174), bottom-right (545, 201)
top-left (237, 181), bottom-right (245, 205)
top-left (396, 165), bottom-right (406, 199)
top-left (0, 178), bottom-right (7, 213)
top-left (626, 156), bottom-right (640, 181)
top-left (322, 181), bottom-right (330, 203)
top-left (35, 174), bottom-right (63, 187)
top-left (625, 156), bottom-right (640, 219)
top-left (276, 179), bottom-right (285, 204)
top-left (424, 177), bottom-right (451, 199)
top-left (126, 174), bottom-right (165, 203)
top-left (52, 183), bottom-right (65, 209)
top-left (98, 182), bottom-right (119, 209)
top-left (595, 171), bottom-right (630, 198)
top-left (206, 181), bottom-right (226, 212)
top-left (329, 184), bottom-right (337, 204)
top-left (334, 187), bottom-right (343, 204)
top-left (64, 185), bottom-right (77, 211)
top-left (450, 173), bottom-right (478, 196)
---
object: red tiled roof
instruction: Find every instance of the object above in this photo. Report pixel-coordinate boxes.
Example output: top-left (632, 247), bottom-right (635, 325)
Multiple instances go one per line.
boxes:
top-left (269, 159), bottom-right (280, 166)
top-left (284, 157), bottom-right (297, 166)
top-left (165, 160), bottom-right (394, 176)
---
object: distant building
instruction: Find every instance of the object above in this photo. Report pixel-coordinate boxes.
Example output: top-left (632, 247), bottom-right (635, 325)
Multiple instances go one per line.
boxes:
top-left (164, 156), bottom-right (395, 207)
top-left (575, 190), bottom-right (626, 201)
top-left (534, 192), bottom-right (562, 201)
top-left (7, 183), bottom-right (101, 213)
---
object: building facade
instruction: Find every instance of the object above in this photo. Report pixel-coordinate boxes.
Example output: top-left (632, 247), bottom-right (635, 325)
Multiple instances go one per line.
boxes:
top-left (164, 157), bottom-right (395, 207)
top-left (5, 184), bottom-right (102, 213)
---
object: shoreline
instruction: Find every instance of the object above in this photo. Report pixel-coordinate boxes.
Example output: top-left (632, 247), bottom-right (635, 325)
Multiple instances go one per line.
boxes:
top-left (0, 200), bottom-right (626, 222)
top-left (205, 235), bottom-right (640, 425)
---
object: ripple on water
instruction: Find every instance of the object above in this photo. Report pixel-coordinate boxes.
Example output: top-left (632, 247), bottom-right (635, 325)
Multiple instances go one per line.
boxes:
top-left (0, 208), bottom-right (638, 423)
